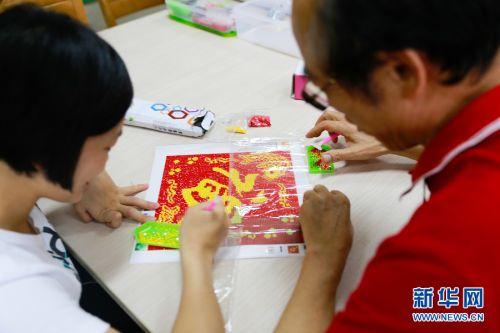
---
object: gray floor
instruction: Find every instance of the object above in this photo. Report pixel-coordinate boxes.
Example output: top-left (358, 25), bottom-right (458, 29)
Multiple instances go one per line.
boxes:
top-left (85, 2), bottom-right (166, 31)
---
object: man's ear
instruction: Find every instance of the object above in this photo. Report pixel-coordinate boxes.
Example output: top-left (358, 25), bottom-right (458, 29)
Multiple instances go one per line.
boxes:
top-left (376, 49), bottom-right (428, 100)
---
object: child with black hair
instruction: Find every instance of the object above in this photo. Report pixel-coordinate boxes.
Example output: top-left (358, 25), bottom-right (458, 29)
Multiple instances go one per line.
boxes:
top-left (0, 5), bottom-right (227, 333)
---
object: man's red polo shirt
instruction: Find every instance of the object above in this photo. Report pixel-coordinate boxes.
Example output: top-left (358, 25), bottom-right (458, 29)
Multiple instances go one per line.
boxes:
top-left (328, 85), bottom-right (500, 332)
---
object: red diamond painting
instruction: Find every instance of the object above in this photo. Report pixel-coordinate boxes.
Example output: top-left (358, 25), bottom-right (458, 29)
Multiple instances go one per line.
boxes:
top-left (152, 151), bottom-right (303, 249)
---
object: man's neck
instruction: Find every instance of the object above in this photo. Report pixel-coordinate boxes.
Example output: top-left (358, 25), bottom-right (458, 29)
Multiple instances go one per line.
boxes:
top-left (0, 162), bottom-right (39, 234)
top-left (423, 53), bottom-right (500, 145)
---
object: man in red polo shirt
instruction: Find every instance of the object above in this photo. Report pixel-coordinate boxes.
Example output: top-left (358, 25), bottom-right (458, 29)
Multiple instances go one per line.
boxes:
top-left (276, 0), bottom-right (500, 332)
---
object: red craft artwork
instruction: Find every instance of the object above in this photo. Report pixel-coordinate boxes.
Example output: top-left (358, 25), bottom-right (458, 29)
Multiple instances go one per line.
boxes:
top-left (151, 151), bottom-right (303, 249)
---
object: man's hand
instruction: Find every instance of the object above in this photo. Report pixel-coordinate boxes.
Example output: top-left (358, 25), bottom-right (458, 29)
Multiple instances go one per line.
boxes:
top-left (74, 172), bottom-right (159, 228)
top-left (306, 108), bottom-right (389, 163)
top-left (307, 107), bottom-right (423, 161)
top-left (275, 185), bottom-right (353, 333)
top-left (300, 185), bottom-right (353, 262)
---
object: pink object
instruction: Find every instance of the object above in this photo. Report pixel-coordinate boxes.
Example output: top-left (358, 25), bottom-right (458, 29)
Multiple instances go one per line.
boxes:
top-left (203, 197), bottom-right (220, 212)
top-left (292, 62), bottom-right (308, 100)
top-left (248, 115), bottom-right (271, 127)
top-left (192, 15), bottom-right (233, 33)
top-left (321, 133), bottom-right (339, 145)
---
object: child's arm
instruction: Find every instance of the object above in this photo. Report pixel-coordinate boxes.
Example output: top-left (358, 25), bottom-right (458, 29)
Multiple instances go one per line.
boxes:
top-left (64, 188), bottom-right (227, 333)
top-left (173, 200), bottom-right (229, 333)
top-left (104, 201), bottom-right (227, 333)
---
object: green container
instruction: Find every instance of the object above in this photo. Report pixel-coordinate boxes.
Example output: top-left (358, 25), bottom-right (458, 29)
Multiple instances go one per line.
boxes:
top-left (166, 0), bottom-right (237, 37)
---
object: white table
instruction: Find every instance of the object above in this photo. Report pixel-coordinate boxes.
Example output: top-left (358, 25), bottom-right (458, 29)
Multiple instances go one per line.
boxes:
top-left (39, 11), bottom-right (424, 333)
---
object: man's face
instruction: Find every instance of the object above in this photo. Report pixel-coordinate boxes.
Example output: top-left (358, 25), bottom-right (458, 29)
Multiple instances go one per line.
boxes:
top-left (292, 0), bottom-right (431, 150)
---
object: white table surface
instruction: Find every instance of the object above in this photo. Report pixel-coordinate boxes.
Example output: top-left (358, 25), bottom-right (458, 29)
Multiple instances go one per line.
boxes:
top-left (38, 10), bottom-right (424, 333)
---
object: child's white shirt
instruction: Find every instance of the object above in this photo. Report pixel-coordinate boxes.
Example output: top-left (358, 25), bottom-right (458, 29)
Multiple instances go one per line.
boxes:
top-left (0, 206), bottom-right (110, 333)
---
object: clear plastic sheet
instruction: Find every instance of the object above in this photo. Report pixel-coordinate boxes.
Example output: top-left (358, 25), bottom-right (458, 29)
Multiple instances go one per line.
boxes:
top-left (213, 221), bottom-right (241, 332)
top-left (212, 138), bottom-right (312, 332)
top-left (213, 162), bottom-right (242, 333)
top-left (226, 138), bottom-right (311, 250)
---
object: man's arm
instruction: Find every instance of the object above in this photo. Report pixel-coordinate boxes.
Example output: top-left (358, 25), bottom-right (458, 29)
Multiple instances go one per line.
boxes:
top-left (275, 186), bottom-right (353, 333)
top-left (275, 253), bottom-right (347, 332)
top-left (391, 145), bottom-right (424, 160)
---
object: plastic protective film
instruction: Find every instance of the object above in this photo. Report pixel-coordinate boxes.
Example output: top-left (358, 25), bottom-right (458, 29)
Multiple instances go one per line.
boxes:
top-left (227, 138), bottom-right (311, 252)
top-left (213, 194), bottom-right (241, 333)
top-left (212, 138), bottom-right (312, 331)
top-left (210, 139), bottom-right (242, 333)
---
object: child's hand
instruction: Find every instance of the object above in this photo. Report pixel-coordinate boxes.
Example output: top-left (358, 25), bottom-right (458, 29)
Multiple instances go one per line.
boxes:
top-left (180, 199), bottom-right (229, 261)
top-left (74, 172), bottom-right (158, 228)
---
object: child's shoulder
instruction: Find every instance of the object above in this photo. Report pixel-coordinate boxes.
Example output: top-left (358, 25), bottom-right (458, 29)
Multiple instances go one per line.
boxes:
top-left (0, 233), bottom-right (46, 278)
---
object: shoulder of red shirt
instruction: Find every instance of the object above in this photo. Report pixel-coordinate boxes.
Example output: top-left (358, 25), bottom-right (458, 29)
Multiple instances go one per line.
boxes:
top-left (327, 85), bottom-right (500, 333)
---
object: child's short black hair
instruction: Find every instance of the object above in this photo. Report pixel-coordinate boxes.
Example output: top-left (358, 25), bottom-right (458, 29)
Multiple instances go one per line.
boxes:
top-left (0, 4), bottom-right (133, 190)
top-left (318, 0), bottom-right (500, 94)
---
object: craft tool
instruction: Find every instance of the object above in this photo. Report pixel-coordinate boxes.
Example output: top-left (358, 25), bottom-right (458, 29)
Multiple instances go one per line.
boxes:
top-left (203, 197), bottom-right (220, 211)
top-left (312, 133), bottom-right (339, 151)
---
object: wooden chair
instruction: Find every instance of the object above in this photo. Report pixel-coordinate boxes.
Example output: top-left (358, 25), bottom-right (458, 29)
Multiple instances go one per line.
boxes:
top-left (0, 0), bottom-right (88, 24)
top-left (98, 0), bottom-right (164, 27)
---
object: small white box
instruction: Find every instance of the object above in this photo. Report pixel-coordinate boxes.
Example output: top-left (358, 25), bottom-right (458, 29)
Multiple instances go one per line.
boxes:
top-left (233, 0), bottom-right (300, 58)
top-left (125, 98), bottom-right (215, 138)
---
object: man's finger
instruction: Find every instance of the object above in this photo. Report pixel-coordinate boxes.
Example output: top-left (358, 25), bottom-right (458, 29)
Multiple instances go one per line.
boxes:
top-left (119, 205), bottom-right (149, 223)
top-left (314, 108), bottom-right (345, 126)
top-left (313, 184), bottom-right (330, 196)
top-left (120, 196), bottom-right (159, 210)
top-left (330, 190), bottom-right (351, 209)
top-left (313, 114), bottom-right (332, 127)
top-left (303, 189), bottom-right (319, 201)
top-left (320, 146), bottom-right (359, 163)
top-left (306, 120), bottom-right (355, 139)
top-left (120, 184), bottom-right (149, 196)
top-left (326, 107), bottom-right (347, 121)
